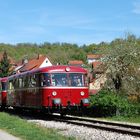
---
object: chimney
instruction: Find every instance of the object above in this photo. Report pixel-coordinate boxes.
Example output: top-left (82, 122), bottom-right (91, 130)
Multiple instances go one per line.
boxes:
top-left (37, 54), bottom-right (42, 59)
top-left (22, 58), bottom-right (28, 64)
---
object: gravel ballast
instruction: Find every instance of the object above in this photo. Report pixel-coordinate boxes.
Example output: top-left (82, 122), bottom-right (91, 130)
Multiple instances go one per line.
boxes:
top-left (28, 119), bottom-right (140, 140)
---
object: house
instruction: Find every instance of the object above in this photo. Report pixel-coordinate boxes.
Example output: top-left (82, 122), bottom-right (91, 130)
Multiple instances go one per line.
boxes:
top-left (87, 54), bottom-right (102, 64)
top-left (88, 55), bottom-right (106, 95)
top-left (68, 60), bottom-right (84, 67)
top-left (89, 74), bottom-right (107, 95)
top-left (15, 54), bottom-right (52, 73)
top-left (92, 61), bottom-right (103, 73)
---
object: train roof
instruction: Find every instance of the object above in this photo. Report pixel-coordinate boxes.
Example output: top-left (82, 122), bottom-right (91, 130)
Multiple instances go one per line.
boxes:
top-left (39, 65), bottom-right (87, 73)
top-left (7, 65), bottom-right (87, 79)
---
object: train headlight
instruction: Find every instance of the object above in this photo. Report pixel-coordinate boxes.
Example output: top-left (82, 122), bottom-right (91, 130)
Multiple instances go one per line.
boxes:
top-left (52, 91), bottom-right (57, 96)
top-left (80, 91), bottom-right (85, 96)
top-left (82, 98), bottom-right (89, 104)
top-left (65, 67), bottom-right (70, 72)
top-left (52, 98), bottom-right (61, 104)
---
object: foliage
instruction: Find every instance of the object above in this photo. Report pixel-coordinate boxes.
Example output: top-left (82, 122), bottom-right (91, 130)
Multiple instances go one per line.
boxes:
top-left (0, 51), bottom-right (11, 77)
top-left (102, 34), bottom-right (140, 97)
top-left (9, 42), bottom-right (88, 64)
top-left (89, 90), bottom-right (140, 117)
top-left (0, 42), bottom-right (101, 65)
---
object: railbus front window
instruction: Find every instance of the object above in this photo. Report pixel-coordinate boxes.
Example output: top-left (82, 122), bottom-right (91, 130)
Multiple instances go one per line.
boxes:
top-left (39, 73), bottom-right (86, 87)
top-left (69, 73), bottom-right (85, 87)
top-left (51, 73), bottom-right (68, 87)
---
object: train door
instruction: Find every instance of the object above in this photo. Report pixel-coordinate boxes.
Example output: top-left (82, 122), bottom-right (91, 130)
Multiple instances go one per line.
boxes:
top-left (51, 73), bottom-right (71, 106)
top-left (69, 73), bottom-right (88, 105)
top-left (0, 79), bottom-right (2, 105)
top-left (1, 80), bottom-right (8, 106)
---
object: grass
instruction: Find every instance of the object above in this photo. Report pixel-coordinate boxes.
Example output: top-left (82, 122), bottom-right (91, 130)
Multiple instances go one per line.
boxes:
top-left (0, 112), bottom-right (74, 140)
top-left (104, 115), bottom-right (140, 124)
top-left (1, 111), bottom-right (139, 140)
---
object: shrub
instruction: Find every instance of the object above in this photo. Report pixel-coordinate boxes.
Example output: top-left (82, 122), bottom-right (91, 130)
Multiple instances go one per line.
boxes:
top-left (89, 90), bottom-right (140, 117)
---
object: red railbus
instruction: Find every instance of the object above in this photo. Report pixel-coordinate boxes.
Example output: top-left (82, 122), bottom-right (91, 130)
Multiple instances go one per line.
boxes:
top-left (6, 65), bottom-right (89, 114)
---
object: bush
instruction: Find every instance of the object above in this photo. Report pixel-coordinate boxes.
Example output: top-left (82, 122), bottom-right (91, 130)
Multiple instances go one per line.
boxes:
top-left (88, 90), bottom-right (140, 117)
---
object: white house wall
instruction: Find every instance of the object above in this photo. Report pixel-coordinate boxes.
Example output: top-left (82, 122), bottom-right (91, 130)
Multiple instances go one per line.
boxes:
top-left (88, 59), bottom-right (96, 64)
top-left (39, 58), bottom-right (52, 68)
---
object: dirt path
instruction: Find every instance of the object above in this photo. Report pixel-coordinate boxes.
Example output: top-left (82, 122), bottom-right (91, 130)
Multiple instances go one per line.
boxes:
top-left (0, 130), bottom-right (21, 140)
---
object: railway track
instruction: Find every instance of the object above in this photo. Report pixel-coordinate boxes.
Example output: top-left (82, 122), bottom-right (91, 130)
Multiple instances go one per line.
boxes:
top-left (51, 114), bottom-right (140, 137)
top-left (3, 109), bottom-right (140, 138)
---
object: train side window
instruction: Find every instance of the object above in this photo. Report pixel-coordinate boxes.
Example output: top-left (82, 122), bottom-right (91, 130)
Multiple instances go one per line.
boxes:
top-left (35, 74), bottom-right (39, 87)
top-left (22, 77), bottom-right (25, 87)
top-left (23, 76), bottom-right (29, 88)
top-left (29, 74), bottom-right (36, 87)
top-left (40, 73), bottom-right (51, 87)
top-left (9, 80), bottom-right (14, 90)
top-left (14, 78), bottom-right (19, 89)
top-left (19, 78), bottom-right (23, 88)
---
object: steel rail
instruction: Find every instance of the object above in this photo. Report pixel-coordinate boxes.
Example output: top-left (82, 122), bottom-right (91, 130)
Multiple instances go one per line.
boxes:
top-left (52, 114), bottom-right (140, 137)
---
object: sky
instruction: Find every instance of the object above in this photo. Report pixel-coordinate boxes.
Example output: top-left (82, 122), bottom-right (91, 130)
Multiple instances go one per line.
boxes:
top-left (0, 0), bottom-right (140, 46)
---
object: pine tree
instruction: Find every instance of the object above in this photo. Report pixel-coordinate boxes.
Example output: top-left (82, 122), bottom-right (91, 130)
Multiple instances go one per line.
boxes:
top-left (0, 51), bottom-right (11, 77)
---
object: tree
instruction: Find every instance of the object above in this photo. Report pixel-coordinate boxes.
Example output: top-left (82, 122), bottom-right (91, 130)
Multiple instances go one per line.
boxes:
top-left (102, 35), bottom-right (140, 97)
top-left (0, 51), bottom-right (11, 77)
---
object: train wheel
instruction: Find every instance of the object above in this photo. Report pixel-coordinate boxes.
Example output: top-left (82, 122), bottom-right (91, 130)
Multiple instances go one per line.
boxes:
top-left (0, 105), bottom-right (5, 111)
top-left (60, 112), bottom-right (66, 117)
top-left (60, 109), bottom-right (67, 117)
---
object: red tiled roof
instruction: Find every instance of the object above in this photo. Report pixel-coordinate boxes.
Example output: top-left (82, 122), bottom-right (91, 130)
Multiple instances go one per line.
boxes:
top-left (92, 61), bottom-right (102, 69)
top-left (92, 61), bottom-right (104, 73)
top-left (87, 54), bottom-right (102, 59)
top-left (19, 55), bottom-right (47, 72)
top-left (68, 60), bottom-right (84, 65)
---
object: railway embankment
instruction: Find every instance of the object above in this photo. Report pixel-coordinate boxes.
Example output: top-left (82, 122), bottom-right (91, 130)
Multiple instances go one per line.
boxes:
top-left (0, 112), bottom-right (74, 140)
top-left (1, 110), bottom-right (140, 140)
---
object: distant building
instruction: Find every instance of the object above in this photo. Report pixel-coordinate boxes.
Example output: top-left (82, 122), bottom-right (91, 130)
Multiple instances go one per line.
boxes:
top-left (92, 61), bottom-right (103, 73)
top-left (87, 54), bottom-right (102, 64)
top-left (68, 60), bottom-right (84, 67)
top-left (87, 54), bottom-right (106, 95)
top-left (14, 54), bottom-right (52, 73)
top-left (89, 74), bottom-right (107, 95)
